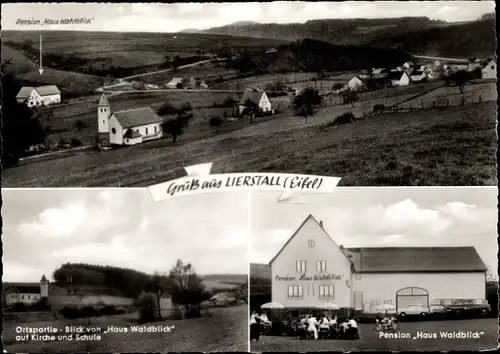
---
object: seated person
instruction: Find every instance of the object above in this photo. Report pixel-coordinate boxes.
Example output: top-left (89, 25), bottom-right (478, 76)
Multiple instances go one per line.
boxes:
top-left (346, 317), bottom-right (360, 340)
top-left (260, 312), bottom-right (271, 325)
top-left (330, 315), bottom-right (338, 326)
top-left (319, 315), bottom-right (330, 329)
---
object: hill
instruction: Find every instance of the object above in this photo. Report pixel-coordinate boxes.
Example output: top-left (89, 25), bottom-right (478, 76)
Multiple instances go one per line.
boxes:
top-left (197, 17), bottom-right (496, 57)
top-left (2, 44), bottom-right (39, 74)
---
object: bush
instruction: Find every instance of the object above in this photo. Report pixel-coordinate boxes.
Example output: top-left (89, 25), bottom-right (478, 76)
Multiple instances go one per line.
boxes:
top-left (157, 101), bottom-right (179, 116)
top-left (31, 298), bottom-right (52, 311)
top-left (136, 293), bottom-right (158, 323)
top-left (59, 305), bottom-right (83, 319)
top-left (80, 305), bottom-right (100, 318)
top-left (209, 116), bottom-right (223, 127)
top-left (116, 307), bottom-right (127, 315)
top-left (335, 112), bottom-right (357, 125)
top-left (222, 96), bottom-right (236, 107)
top-left (373, 104), bottom-right (385, 113)
top-left (185, 306), bottom-right (202, 319)
top-left (70, 138), bottom-right (82, 147)
top-left (179, 102), bottom-right (192, 112)
top-left (171, 306), bottom-right (185, 320)
top-left (99, 304), bottom-right (117, 316)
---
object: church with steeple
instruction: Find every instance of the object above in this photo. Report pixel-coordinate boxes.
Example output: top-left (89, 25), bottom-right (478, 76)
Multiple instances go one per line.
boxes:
top-left (96, 93), bottom-right (163, 146)
top-left (3, 275), bottom-right (50, 306)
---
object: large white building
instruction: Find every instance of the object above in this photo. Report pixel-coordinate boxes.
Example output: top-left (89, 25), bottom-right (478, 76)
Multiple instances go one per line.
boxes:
top-left (3, 275), bottom-right (49, 306)
top-left (269, 215), bottom-right (488, 313)
top-left (16, 85), bottom-right (61, 107)
top-left (97, 94), bottom-right (163, 146)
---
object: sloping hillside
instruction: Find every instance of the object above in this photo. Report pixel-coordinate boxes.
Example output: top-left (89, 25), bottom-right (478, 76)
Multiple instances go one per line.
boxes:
top-left (2, 44), bottom-right (39, 74)
top-left (198, 17), bottom-right (496, 58)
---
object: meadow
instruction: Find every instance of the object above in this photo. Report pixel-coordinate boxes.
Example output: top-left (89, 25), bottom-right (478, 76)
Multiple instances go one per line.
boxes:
top-left (3, 95), bottom-right (496, 187)
top-left (3, 304), bottom-right (248, 353)
top-left (250, 318), bottom-right (498, 352)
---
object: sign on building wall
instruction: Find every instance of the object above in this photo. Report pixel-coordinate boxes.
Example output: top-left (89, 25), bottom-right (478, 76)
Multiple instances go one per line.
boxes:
top-left (275, 273), bottom-right (344, 281)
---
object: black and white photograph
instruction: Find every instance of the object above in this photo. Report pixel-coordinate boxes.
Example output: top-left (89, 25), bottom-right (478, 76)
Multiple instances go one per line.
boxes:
top-left (1, 1), bottom-right (497, 187)
top-left (249, 187), bottom-right (498, 351)
top-left (1, 188), bottom-right (249, 353)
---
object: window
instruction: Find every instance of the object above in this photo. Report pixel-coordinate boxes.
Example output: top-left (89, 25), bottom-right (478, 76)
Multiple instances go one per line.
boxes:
top-left (146, 127), bottom-right (148, 134)
top-left (111, 128), bottom-right (116, 134)
top-left (154, 126), bottom-right (157, 133)
top-left (491, 65), bottom-right (495, 70)
top-left (103, 120), bottom-right (105, 124)
top-left (22, 295), bottom-right (25, 300)
top-left (288, 285), bottom-right (303, 299)
top-left (355, 275), bottom-right (361, 280)
top-left (316, 260), bottom-right (326, 272)
top-left (296, 260), bottom-right (306, 273)
top-left (383, 299), bottom-right (393, 305)
top-left (370, 299), bottom-right (380, 306)
top-left (319, 285), bottom-right (335, 299)
top-left (308, 239), bottom-right (315, 247)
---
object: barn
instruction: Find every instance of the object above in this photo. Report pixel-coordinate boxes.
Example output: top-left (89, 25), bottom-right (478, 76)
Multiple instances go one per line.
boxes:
top-left (269, 215), bottom-right (488, 314)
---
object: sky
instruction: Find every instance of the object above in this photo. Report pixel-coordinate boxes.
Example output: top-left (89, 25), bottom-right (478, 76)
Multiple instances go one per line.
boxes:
top-left (2, 189), bottom-right (250, 282)
top-left (249, 187), bottom-right (499, 278)
top-left (1, 1), bottom-right (495, 32)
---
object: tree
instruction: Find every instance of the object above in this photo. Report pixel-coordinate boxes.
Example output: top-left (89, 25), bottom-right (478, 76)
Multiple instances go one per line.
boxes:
top-left (332, 83), bottom-right (344, 91)
top-left (145, 272), bottom-right (170, 320)
top-left (1, 61), bottom-right (48, 168)
top-left (341, 90), bottom-right (359, 108)
top-left (232, 283), bottom-right (248, 304)
top-left (242, 99), bottom-right (259, 123)
top-left (292, 87), bottom-right (322, 123)
top-left (448, 70), bottom-right (472, 94)
top-left (168, 260), bottom-right (210, 317)
top-left (162, 117), bottom-right (187, 143)
top-left (74, 120), bottom-right (88, 132)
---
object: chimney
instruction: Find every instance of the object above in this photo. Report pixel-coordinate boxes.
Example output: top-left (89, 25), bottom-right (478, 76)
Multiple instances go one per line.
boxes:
top-left (339, 245), bottom-right (344, 250)
top-left (319, 220), bottom-right (323, 228)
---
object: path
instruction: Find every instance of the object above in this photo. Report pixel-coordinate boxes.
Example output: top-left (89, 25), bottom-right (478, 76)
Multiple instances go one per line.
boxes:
top-left (19, 145), bottom-right (93, 162)
top-left (412, 55), bottom-right (469, 63)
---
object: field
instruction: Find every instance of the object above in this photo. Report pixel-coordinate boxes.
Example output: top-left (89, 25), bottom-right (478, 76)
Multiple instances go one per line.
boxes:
top-left (17, 68), bottom-right (105, 94)
top-left (139, 65), bottom-right (240, 86)
top-left (250, 318), bottom-right (498, 352)
top-left (3, 95), bottom-right (496, 187)
top-left (3, 304), bottom-right (248, 353)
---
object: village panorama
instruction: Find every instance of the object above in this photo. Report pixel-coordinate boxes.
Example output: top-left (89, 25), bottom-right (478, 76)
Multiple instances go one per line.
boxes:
top-left (1, 2), bottom-right (497, 187)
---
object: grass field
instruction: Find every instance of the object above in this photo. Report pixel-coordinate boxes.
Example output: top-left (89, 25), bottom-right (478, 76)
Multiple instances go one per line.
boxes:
top-left (2, 44), bottom-right (40, 74)
top-left (17, 68), bottom-right (105, 94)
top-left (3, 99), bottom-right (496, 187)
top-left (251, 318), bottom-right (498, 352)
top-left (3, 304), bottom-right (248, 353)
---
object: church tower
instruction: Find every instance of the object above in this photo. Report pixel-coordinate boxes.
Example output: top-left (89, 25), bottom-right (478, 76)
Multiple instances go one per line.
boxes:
top-left (40, 274), bottom-right (49, 298)
top-left (98, 93), bottom-right (111, 133)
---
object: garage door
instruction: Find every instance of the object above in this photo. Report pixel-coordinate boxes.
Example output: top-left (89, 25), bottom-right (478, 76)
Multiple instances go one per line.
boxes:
top-left (396, 287), bottom-right (429, 310)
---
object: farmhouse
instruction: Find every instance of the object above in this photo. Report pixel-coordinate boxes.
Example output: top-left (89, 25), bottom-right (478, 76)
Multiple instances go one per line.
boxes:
top-left (238, 89), bottom-right (272, 115)
top-left (345, 75), bottom-right (365, 91)
top-left (3, 275), bottom-right (49, 306)
top-left (165, 77), bottom-right (183, 89)
top-left (16, 85), bottom-right (61, 107)
top-left (97, 93), bottom-right (163, 146)
top-left (269, 215), bottom-right (488, 313)
top-left (481, 59), bottom-right (497, 79)
top-left (387, 71), bottom-right (410, 86)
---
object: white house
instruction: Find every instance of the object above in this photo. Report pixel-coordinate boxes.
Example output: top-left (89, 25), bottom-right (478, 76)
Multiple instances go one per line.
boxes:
top-left (345, 75), bottom-right (365, 91)
top-left (481, 59), bottom-right (497, 80)
top-left (387, 71), bottom-right (410, 86)
top-left (269, 215), bottom-right (488, 313)
top-left (3, 275), bottom-right (49, 307)
top-left (238, 89), bottom-right (272, 115)
top-left (97, 93), bottom-right (163, 146)
top-left (16, 85), bottom-right (61, 107)
top-left (165, 77), bottom-right (183, 89)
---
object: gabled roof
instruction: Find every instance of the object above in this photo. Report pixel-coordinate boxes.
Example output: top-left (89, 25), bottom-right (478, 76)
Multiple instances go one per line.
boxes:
top-left (123, 128), bottom-right (142, 138)
top-left (35, 85), bottom-right (61, 96)
top-left (239, 89), bottom-right (265, 105)
top-left (112, 107), bottom-right (162, 129)
top-left (16, 87), bottom-right (34, 98)
top-left (166, 77), bottom-right (183, 86)
top-left (98, 93), bottom-right (110, 107)
top-left (342, 247), bottom-right (487, 273)
top-left (269, 214), bottom-right (348, 265)
top-left (3, 283), bottom-right (40, 294)
top-left (482, 58), bottom-right (496, 68)
top-left (387, 71), bottom-right (408, 80)
top-left (372, 68), bottom-right (388, 74)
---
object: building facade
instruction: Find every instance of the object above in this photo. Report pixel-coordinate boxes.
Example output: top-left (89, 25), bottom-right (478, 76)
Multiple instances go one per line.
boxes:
top-left (16, 86), bottom-right (61, 107)
top-left (3, 275), bottom-right (49, 306)
top-left (238, 89), bottom-right (273, 115)
top-left (269, 215), bottom-right (488, 313)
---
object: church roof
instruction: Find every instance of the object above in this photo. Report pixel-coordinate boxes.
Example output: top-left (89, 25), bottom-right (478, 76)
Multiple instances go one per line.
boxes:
top-left (41, 275), bottom-right (47, 282)
top-left (98, 93), bottom-right (110, 106)
top-left (112, 107), bottom-right (162, 129)
top-left (3, 283), bottom-right (40, 294)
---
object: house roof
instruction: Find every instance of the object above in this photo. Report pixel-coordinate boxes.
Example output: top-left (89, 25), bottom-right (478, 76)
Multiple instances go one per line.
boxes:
top-left (269, 216), bottom-right (488, 273)
top-left (387, 71), bottom-right (407, 80)
top-left (98, 93), bottom-right (110, 106)
top-left (372, 68), bottom-right (388, 74)
top-left (123, 128), bottom-right (142, 138)
top-left (3, 283), bottom-right (40, 294)
top-left (16, 86), bottom-right (34, 98)
top-left (482, 59), bottom-right (496, 68)
top-left (166, 77), bottom-right (183, 86)
top-left (112, 107), bottom-right (162, 129)
top-left (343, 247), bottom-right (487, 273)
top-left (239, 89), bottom-right (264, 105)
top-left (35, 85), bottom-right (61, 96)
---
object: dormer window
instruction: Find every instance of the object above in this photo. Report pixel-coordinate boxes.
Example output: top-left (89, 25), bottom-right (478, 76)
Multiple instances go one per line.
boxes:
top-left (308, 239), bottom-right (315, 247)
